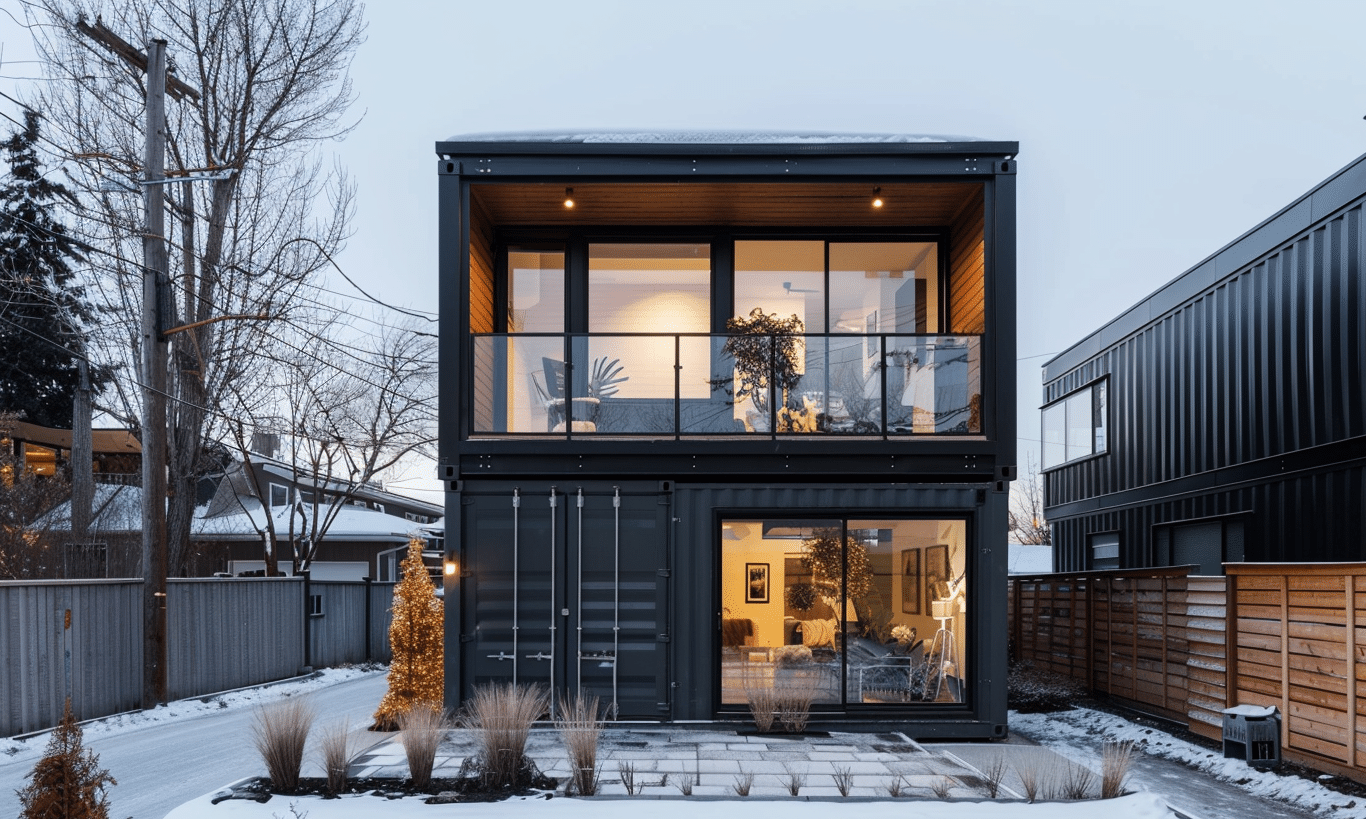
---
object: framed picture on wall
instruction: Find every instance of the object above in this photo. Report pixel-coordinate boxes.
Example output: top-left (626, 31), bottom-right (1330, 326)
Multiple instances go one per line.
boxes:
top-left (924, 544), bottom-right (949, 610)
top-left (745, 563), bottom-right (769, 604)
top-left (900, 548), bottom-right (920, 614)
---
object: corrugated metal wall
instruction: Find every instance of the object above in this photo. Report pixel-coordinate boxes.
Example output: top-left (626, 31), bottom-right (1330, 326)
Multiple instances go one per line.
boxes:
top-left (2, 578), bottom-right (395, 736)
top-left (1045, 191), bottom-right (1366, 570)
top-left (0, 580), bottom-right (142, 735)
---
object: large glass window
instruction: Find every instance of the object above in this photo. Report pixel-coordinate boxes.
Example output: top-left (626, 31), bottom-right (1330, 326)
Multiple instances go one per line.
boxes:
top-left (828, 242), bottom-right (938, 335)
top-left (734, 241), bottom-right (825, 333)
top-left (1042, 381), bottom-right (1107, 469)
top-left (720, 517), bottom-right (969, 708)
top-left (507, 249), bottom-right (565, 332)
top-left (588, 243), bottom-right (711, 401)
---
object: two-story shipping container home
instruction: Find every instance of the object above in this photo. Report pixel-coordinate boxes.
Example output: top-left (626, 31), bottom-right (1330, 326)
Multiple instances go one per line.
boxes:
top-left (437, 131), bottom-right (1018, 736)
top-left (1042, 152), bottom-right (1366, 574)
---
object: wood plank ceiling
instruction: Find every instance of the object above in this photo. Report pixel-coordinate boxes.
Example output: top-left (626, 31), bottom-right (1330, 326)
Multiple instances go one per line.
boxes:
top-left (470, 182), bottom-right (981, 227)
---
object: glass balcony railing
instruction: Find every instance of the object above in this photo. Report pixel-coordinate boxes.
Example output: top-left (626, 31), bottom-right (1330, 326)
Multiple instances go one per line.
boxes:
top-left (470, 333), bottom-right (983, 437)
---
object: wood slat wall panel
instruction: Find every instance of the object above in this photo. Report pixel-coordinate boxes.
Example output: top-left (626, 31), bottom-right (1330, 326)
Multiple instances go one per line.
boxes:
top-left (949, 187), bottom-right (986, 334)
top-left (470, 196), bottom-right (497, 431)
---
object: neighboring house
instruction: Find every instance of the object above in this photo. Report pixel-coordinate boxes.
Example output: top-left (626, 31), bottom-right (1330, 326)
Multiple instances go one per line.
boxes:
top-left (1042, 152), bottom-right (1366, 574)
top-left (40, 453), bottom-right (442, 580)
top-left (437, 131), bottom-right (1018, 736)
top-left (3, 419), bottom-right (141, 477)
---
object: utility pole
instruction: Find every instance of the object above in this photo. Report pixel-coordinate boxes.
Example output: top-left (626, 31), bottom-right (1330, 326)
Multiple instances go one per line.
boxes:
top-left (140, 38), bottom-right (170, 708)
top-left (77, 14), bottom-right (203, 707)
top-left (71, 359), bottom-right (92, 542)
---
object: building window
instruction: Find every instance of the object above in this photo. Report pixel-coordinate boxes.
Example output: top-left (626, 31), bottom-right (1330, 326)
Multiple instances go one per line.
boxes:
top-left (307, 593), bottom-right (323, 617)
top-left (720, 516), bottom-right (968, 707)
top-left (269, 483), bottom-right (289, 508)
top-left (1089, 532), bottom-right (1119, 570)
top-left (1042, 381), bottom-right (1107, 469)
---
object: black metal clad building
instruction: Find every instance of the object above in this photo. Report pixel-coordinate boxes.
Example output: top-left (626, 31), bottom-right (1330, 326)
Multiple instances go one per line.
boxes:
top-left (437, 132), bottom-right (1018, 736)
top-left (1043, 153), bottom-right (1366, 574)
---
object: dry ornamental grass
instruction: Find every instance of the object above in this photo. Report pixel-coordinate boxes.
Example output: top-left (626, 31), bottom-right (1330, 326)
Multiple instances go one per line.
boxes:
top-left (398, 701), bottom-right (449, 789)
top-left (461, 683), bottom-right (549, 791)
top-left (317, 718), bottom-right (353, 795)
top-left (555, 692), bottom-right (603, 796)
top-left (251, 697), bottom-right (315, 792)
top-left (1101, 739), bottom-right (1137, 799)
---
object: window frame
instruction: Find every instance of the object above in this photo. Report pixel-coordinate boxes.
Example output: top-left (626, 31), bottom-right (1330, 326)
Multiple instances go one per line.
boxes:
top-left (1041, 377), bottom-right (1109, 471)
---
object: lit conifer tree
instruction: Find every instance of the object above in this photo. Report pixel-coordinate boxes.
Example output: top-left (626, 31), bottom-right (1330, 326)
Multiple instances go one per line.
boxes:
top-left (372, 537), bottom-right (444, 730)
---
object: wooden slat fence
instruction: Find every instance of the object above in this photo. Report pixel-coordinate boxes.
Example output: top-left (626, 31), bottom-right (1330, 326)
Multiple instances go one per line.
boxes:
top-left (1011, 566), bottom-right (1198, 723)
top-left (1011, 563), bottom-right (1366, 781)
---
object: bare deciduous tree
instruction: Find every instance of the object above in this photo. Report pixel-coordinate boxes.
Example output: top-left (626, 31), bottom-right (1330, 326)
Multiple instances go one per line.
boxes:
top-left (27, 0), bottom-right (366, 574)
top-left (1008, 456), bottom-right (1051, 545)
top-left (219, 317), bottom-right (436, 574)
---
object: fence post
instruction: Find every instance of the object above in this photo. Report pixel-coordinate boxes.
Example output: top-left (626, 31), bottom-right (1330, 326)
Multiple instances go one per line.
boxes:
top-left (1161, 575), bottom-right (1169, 712)
top-left (1348, 574), bottom-right (1358, 769)
top-left (302, 570), bottom-right (312, 673)
top-left (1224, 571), bottom-right (1236, 710)
top-left (364, 575), bottom-right (373, 662)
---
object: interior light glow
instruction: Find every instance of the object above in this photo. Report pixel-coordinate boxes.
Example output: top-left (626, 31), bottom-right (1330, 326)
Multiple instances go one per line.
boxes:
top-left (563, 187), bottom-right (574, 209)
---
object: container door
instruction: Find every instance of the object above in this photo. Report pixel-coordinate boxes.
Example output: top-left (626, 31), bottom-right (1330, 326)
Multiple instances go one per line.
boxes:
top-left (462, 487), bottom-right (669, 719)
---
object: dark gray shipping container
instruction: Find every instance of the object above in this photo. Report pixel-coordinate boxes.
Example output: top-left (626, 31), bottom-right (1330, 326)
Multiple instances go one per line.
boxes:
top-left (1043, 152), bottom-right (1366, 571)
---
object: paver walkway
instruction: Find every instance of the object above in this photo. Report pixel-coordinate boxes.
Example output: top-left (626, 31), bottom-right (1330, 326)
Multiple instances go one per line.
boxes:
top-left (353, 727), bottom-right (1055, 799)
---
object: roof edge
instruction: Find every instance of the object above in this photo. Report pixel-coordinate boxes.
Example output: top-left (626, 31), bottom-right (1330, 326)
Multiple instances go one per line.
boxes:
top-left (436, 137), bottom-right (1018, 158)
top-left (1044, 150), bottom-right (1366, 381)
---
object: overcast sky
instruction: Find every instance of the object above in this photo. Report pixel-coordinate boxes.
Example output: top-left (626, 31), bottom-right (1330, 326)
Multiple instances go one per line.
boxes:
top-left (3, 0), bottom-right (1364, 492)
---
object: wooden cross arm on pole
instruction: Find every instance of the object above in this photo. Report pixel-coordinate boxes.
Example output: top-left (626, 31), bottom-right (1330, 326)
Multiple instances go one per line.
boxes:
top-left (162, 313), bottom-right (272, 336)
top-left (75, 17), bottom-right (201, 103)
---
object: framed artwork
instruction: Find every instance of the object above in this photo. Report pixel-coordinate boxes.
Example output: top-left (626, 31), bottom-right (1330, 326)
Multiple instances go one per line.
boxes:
top-left (745, 563), bottom-right (769, 604)
top-left (900, 548), bottom-right (920, 614)
top-left (924, 544), bottom-right (949, 611)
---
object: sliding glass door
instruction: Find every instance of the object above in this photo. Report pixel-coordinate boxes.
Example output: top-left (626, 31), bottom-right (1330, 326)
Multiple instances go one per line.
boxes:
top-left (719, 516), bottom-right (968, 710)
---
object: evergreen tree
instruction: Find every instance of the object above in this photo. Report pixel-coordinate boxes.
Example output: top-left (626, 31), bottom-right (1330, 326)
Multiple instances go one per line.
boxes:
top-left (0, 109), bottom-right (104, 429)
top-left (16, 699), bottom-right (116, 818)
top-left (372, 538), bottom-right (445, 730)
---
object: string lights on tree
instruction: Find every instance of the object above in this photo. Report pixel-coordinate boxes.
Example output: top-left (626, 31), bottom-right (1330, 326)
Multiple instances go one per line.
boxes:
top-left (372, 538), bottom-right (444, 730)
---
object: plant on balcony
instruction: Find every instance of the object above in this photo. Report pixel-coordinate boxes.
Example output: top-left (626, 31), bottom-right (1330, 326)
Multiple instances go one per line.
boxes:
top-left (587, 356), bottom-right (628, 399)
top-left (709, 308), bottom-right (805, 429)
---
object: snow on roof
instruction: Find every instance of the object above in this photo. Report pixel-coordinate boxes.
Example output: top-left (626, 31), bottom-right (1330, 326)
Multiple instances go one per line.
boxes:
top-left (48, 485), bottom-right (420, 542)
top-left (196, 502), bottom-right (420, 542)
top-left (1008, 543), bottom-right (1054, 575)
top-left (445, 129), bottom-right (988, 145)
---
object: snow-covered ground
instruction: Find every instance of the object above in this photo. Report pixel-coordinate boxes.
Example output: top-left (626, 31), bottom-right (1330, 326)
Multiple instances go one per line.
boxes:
top-left (6, 667), bottom-right (1366, 819)
top-left (169, 790), bottom-right (1179, 819)
top-left (0, 667), bottom-right (390, 819)
top-left (1012, 707), bottom-right (1366, 819)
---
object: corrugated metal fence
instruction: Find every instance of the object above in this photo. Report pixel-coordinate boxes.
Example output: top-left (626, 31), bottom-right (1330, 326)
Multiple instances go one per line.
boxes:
top-left (1010, 564), bottom-right (1366, 782)
top-left (0, 580), bottom-right (142, 737)
top-left (309, 580), bottom-right (396, 668)
top-left (1, 577), bottom-right (397, 737)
